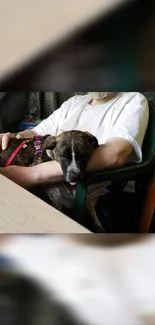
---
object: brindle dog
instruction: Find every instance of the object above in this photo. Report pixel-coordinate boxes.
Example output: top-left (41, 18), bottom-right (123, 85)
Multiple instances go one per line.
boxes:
top-left (0, 130), bottom-right (104, 232)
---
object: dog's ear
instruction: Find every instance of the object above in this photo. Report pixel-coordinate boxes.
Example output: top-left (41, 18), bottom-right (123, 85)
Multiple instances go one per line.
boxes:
top-left (41, 135), bottom-right (57, 160)
top-left (85, 132), bottom-right (99, 148)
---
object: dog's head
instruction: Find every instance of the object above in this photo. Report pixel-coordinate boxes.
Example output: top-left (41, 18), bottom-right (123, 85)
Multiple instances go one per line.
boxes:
top-left (41, 131), bottom-right (98, 184)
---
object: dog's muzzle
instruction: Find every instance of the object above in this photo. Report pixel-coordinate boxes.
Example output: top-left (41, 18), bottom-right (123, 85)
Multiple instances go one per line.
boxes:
top-left (65, 170), bottom-right (83, 185)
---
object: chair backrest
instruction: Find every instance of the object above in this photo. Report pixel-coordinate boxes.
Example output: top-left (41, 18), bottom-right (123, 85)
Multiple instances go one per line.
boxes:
top-left (142, 102), bottom-right (155, 165)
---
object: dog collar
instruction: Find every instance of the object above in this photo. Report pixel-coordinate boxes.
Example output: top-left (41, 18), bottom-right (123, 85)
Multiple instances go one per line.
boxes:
top-left (30, 135), bottom-right (42, 166)
top-left (5, 136), bottom-right (42, 168)
top-left (34, 135), bottom-right (42, 157)
top-left (5, 140), bottom-right (27, 167)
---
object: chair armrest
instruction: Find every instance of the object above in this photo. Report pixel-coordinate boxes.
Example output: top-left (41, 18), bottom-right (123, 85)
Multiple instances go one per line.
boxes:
top-left (84, 158), bottom-right (155, 186)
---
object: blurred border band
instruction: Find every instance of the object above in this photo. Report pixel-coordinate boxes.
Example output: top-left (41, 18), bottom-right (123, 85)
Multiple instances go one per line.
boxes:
top-left (1, 0), bottom-right (154, 90)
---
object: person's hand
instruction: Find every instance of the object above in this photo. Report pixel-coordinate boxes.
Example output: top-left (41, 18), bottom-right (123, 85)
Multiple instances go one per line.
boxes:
top-left (0, 130), bottom-right (35, 150)
top-left (0, 132), bottom-right (17, 150)
top-left (0, 132), bottom-right (26, 150)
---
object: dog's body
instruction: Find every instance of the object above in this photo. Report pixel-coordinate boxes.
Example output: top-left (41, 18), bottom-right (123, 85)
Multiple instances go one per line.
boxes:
top-left (0, 130), bottom-right (104, 232)
top-left (0, 135), bottom-right (52, 167)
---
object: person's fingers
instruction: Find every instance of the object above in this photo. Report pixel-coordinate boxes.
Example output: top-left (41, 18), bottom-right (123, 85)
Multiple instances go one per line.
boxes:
top-left (2, 132), bottom-right (13, 150)
top-left (0, 133), bottom-right (4, 147)
top-left (0, 132), bottom-right (25, 150)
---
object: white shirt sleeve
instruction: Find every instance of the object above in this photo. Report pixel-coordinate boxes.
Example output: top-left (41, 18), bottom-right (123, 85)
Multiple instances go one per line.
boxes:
top-left (33, 96), bottom-right (75, 136)
top-left (106, 93), bottom-right (149, 162)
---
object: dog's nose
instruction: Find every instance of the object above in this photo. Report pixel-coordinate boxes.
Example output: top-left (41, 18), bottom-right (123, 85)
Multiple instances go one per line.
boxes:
top-left (71, 175), bottom-right (81, 182)
top-left (68, 171), bottom-right (81, 182)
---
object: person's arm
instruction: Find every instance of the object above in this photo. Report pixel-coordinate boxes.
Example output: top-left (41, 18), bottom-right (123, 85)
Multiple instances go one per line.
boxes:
top-left (0, 105), bottom-right (62, 150)
top-left (103, 93), bottom-right (149, 164)
top-left (32, 96), bottom-right (75, 136)
top-left (18, 129), bottom-right (37, 138)
top-left (1, 129), bottom-right (37, 150)
top-left (87, 93), bottom-right (149, 171)
top-left (0, 138), bottom-right (132, 188)
top-left (0, 160), bottom-right (64, 188)
top-left (1, 95), bottom-right (75, 150)
top-left (87, 138), bottom-right (133, 171)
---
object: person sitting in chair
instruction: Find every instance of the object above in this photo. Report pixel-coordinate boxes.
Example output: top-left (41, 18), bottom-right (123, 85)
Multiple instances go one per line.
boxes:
top-left (0, 92), bottom-right (149, 223)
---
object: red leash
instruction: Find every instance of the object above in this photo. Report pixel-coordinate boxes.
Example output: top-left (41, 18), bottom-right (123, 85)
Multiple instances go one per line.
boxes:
top-left (5, 140), bottom-right (26, 167)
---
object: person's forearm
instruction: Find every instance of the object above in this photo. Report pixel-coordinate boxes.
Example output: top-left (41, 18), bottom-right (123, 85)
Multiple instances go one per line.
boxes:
top-left (31, 161), bottom-right (64, 186)
top-left (0, 161), bottom-right (64, 189)
top-left (0, 141), bottom-right (131, 189)
top-left (87, 143), bottom-right (129, 172)
top-left (18, 128), bottom-right (37, 138)
top-left (0, 165), bottom-right (33, 188)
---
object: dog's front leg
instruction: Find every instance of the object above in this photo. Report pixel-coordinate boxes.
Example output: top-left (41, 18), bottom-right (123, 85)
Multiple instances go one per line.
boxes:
top-left (86, 201), bottom-right (105, 233)
top-left (43, 186), bottom-right (63, 212)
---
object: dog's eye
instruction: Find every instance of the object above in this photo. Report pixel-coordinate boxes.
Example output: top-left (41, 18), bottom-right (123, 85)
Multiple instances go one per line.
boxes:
top-left (61, 157), bottom-right (71, 162)
top-left (75, 153), bottom-right (83, 160)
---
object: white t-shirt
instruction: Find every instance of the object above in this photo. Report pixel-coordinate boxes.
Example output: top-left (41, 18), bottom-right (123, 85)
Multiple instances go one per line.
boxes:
top-left (34, 92), bottom-right (149, 163)
top-left (34, 92), bottom-right (149, 208)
